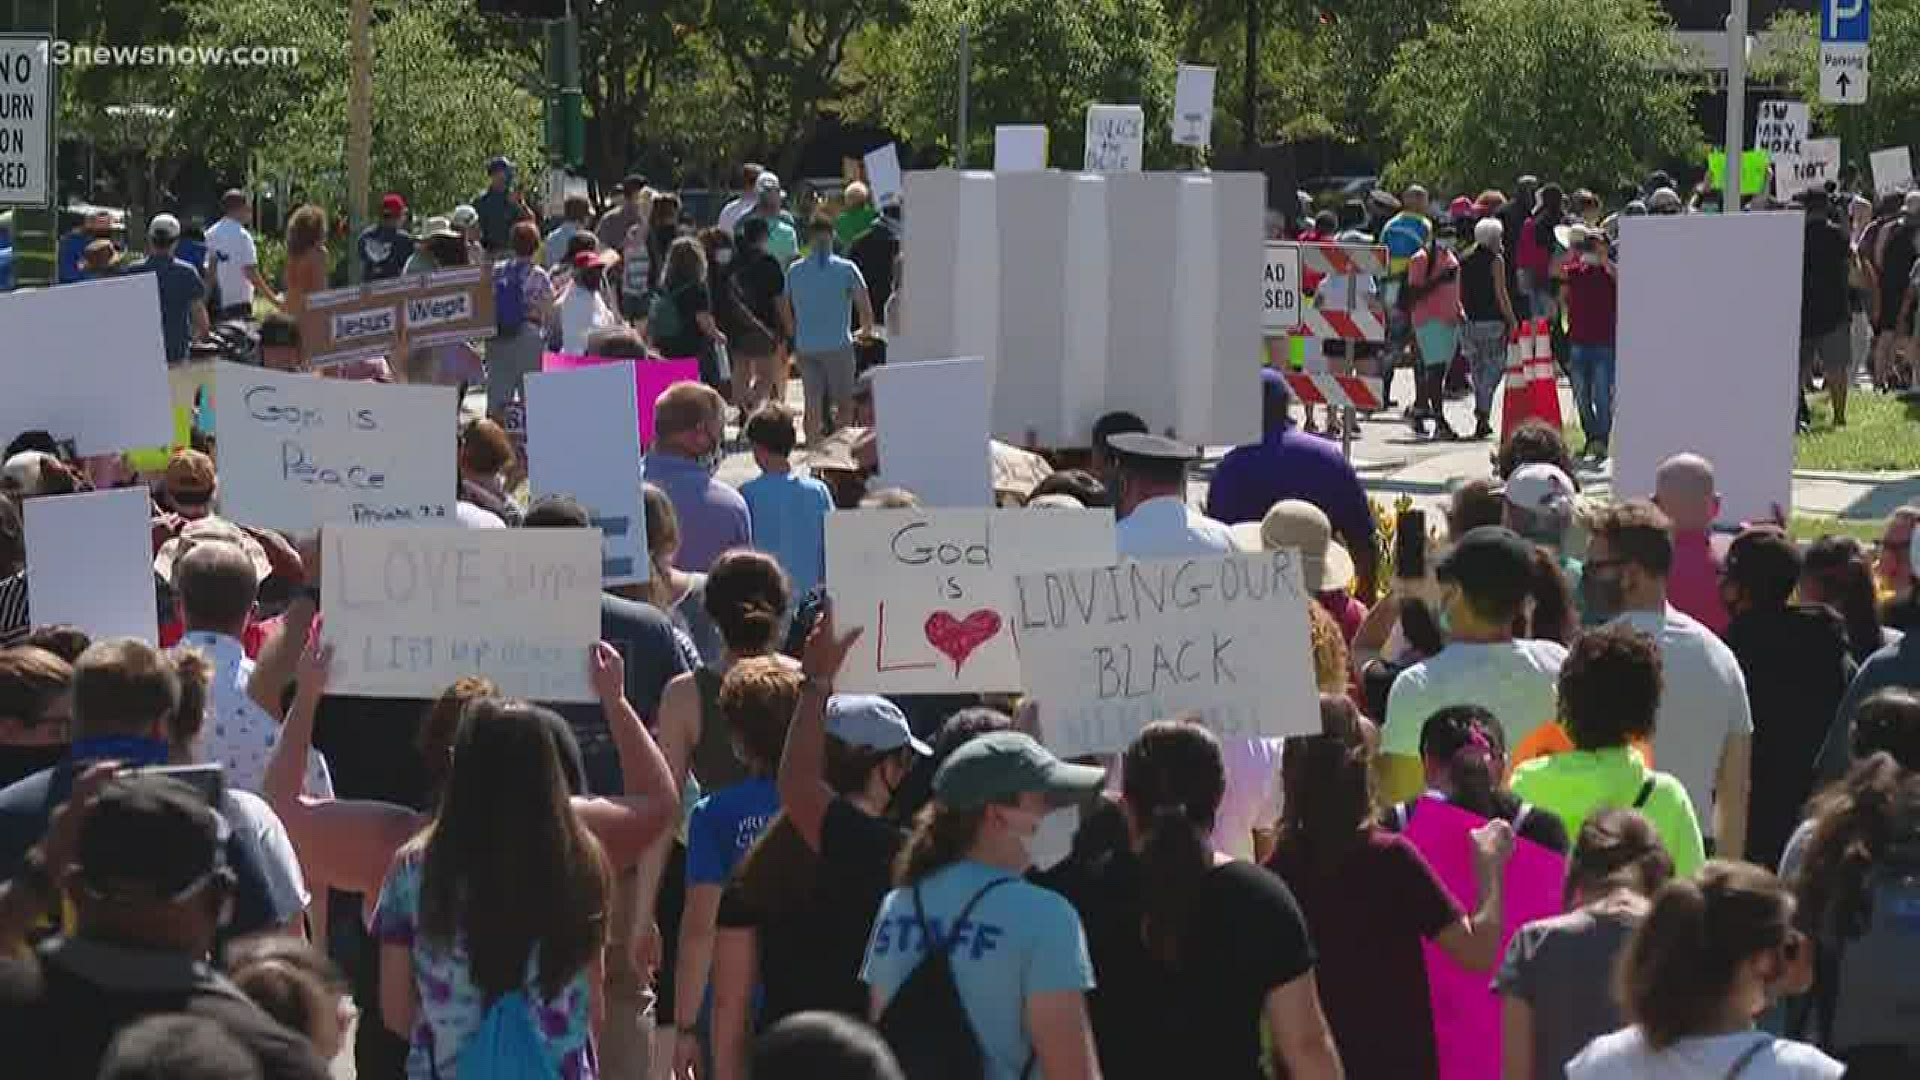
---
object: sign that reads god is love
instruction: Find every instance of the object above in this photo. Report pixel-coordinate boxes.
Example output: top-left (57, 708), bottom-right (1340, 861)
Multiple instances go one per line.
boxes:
top-left (1015, 551), bottom-right (1318, 757)
top-left (213, 363), bottom-right (457, 534)
top-left (322, 525), bottom-right (603, 701)
top-left (826, 509), bottom-right (1117, 694)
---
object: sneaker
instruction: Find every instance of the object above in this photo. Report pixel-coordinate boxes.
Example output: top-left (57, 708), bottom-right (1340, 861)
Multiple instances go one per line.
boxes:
top-left (1471, 416), bottom-right (1494, 440)
top-left (1411, 415), bottom-right (1431, 439)
top-left (1434, 418), bottom-right (1461, 441)
top-left (1590, 440), bottom-right (1609, 461)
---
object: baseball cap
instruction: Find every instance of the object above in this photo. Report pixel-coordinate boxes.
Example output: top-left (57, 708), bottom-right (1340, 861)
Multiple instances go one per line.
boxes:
top-left (933, 731), bottom-right (1107, 810)
top-left (381, 194), bottom-right (407, 217)
top-left (756, 171), bottom-right (783, 194)
top-left (153, 516), bottom-right (272, 585)
top-left (147, 213), bottom-right (182, 243)
top-left (449, 204), bottom-right (480, 229)
top-left (1230, 500), bottom-right (1355, 593)
top-left (826, 695), bottom-right (932, 755)
top-left (573, 248), bottom-right (619, 270)
top-left (164, 448), bottom-right (217, 507)
top-left (486, 156), bottom-right (514, 175)
top-left (74, 774), bottom-right (228, 906)
top-left (1436, 525), bottom-right (1536, 594)
top-left (1499, 462), bottom-right (1577, 516)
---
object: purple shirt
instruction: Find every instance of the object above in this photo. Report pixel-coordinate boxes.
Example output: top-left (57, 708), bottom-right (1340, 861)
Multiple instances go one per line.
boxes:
top-left (1204, 423), bottom-right (1376, 555)
top-left (644, 451), bottom-right (752, 572)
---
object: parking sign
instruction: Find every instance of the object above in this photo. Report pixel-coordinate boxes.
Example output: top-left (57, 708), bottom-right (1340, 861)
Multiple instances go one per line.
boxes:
top-left (1823, 0), bottom-right (1869, 43)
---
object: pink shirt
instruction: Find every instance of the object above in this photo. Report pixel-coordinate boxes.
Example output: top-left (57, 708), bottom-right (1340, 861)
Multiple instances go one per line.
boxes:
top-left (1667, 529), bottom-right (1730, 637)
top-left (1408, 247), bottom-right (1463, 326)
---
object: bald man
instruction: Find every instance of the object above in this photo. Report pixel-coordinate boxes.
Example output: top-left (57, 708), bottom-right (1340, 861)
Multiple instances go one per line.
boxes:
top-left (1654, 453), bottom-right (1730, 635)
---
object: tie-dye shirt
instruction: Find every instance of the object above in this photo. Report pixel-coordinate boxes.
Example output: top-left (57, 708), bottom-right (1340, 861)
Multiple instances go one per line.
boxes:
top-left (373, 849), bottom-right (598, 1079)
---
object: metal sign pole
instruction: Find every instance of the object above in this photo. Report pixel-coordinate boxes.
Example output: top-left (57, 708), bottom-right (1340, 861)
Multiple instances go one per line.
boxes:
top-left (1341, 269), bottom-right (1359, 462)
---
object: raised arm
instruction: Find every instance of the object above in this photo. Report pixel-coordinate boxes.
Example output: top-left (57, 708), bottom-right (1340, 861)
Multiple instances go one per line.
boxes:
top-left (1432, 820), bottom-right (1513, 973)
top-left (569, 642), bottom-right (678, 870)
top-left (779, 605), bottom-right (864, 849)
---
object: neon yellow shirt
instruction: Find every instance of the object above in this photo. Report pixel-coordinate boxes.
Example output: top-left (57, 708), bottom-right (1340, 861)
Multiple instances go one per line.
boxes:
top-left (1511, 745), bottom-right (1706, 876)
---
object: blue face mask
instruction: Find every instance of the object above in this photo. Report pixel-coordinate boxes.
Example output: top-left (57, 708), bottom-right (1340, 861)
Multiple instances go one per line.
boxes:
top-left (71, 735), bottom-right (171, 767)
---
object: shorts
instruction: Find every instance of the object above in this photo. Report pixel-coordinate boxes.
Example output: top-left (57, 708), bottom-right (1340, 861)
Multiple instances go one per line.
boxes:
top-left (798, 347), bottom-right (858, 411)
top-left (1413, 321), bottom-right (1461, 368)
top-left (1801, 323), bottom-right (1852, 383)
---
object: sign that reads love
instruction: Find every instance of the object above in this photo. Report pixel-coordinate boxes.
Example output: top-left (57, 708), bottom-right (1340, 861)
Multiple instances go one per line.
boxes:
top-left (321, 525), bottom-right (603, 701)
top-left (213, 363), bottom-right (457, 534)
top-left (1015, 551), bottom-right (1319, 757)
top-left (826, 509), bottom-right (1117, 694)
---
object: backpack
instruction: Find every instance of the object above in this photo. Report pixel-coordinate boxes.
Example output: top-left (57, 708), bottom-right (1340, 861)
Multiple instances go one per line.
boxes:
top-left (877, 877), bottom-right (1029, 1080)
top-left (446, 989), bottom-right (560, 1080)
top-left (1816, 803), bottom-right (1920, 1061)
top-left (494, 259), bottom-right (531, 335)
top-left (648, 283), bottom-right (688, 344)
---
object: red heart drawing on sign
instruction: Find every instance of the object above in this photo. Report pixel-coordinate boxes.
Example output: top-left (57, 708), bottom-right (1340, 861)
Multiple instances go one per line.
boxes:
top-left (924, 610), bottom-right (1004, 676)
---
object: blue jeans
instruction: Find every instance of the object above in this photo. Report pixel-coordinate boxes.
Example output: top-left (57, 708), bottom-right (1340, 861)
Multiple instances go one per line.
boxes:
top-left (1568, 343), bottom-right (1616, 445)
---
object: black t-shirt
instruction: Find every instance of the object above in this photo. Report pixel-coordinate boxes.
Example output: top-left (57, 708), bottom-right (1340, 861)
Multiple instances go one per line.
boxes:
top-left (1461, 246), bottom-right (1502, 322)
top-left (654, 280), bottom-right (713, 362)
top-left (734, 250), bottom-right (787, 337)
top-left (0, 938), bottom-right (331, 1080)
top-left (717, 798), bottom-right (905, 1026)
top-left (1804, 218), bottom-right (1853, 338)
top-left (850, 221), bottom-right (899, 325)
top-left (1380, 794), bottom-right (1571, 854)
top-left (554, 593), bottom-right (689, 797)
top-left (356, 225), bottom-right (414, 282)
top-left (1057, 854), bottom-right (1316, 1080)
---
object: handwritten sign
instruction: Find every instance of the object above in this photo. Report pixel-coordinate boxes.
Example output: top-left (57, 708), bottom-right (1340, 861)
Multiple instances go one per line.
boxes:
top-left (297, 265), bottom-right (495, 368)
top-left (1403, 799), bottom-right (1567, 1080)
top-left (525, 361), bottom-right (648, 585)
top-left (321, 525), bottom-right (602, 701)
top-left (1775, 137), bottom-right (1843, 199)
top-left (827, 509), bottom-right (1116, 694)
top-left (1084, 104), bottom-right (1144, 173)
top-left (1263, 242), bottom-right (1301, 332)
top-left (1754, 100), bottom-right (1810, 157)
top-left (1872, 146), bottom-right (1913, 197)
top-left (1015, 551), bottom-right (1317, 757)
top-left (0, 274), bottom-right (173, 456)
top-left (864, 142), bottom-right (905, 210)
top-left (995, 125), bottom-right (1049, 172)
top-left (1173, 65), bottom-right (1217, 148)
top-left (542, 352), bottom-right (699, 449)
top-left (212, 363), bottom-right (456, 534)
top-left (24, 488), bottom-right (158, 644)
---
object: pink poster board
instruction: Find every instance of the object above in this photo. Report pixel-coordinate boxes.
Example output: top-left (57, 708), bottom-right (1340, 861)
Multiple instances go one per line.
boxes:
top-left (542, 352), bottom-right (700, 448)
top-left (1403, 798), bottom-right (1568, 1080)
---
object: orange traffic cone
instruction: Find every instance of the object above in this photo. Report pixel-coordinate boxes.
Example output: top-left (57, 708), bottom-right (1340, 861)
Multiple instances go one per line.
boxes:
top-left (1525, 317), bottom-right (1564, 431)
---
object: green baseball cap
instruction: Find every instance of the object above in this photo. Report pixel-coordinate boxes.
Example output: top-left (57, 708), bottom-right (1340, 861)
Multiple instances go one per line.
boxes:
top-left (932, 731), bottom-right (1108, 810)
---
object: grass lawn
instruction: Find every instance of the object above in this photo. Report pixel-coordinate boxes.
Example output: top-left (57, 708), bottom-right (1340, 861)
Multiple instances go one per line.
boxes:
top-left (1796, 389), bottom-right (1920, 472)
top-left (1787, 515), bottom-right (1882, 544)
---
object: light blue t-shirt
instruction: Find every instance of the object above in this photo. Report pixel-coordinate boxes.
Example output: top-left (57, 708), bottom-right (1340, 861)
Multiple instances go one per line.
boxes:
top-left (739, 471), bottom-right (833, 599)
top-left (862, 860), bottom-right (1095, 1080)
top-left (686, 775), bottom-right (780, 886)
top-left (787, 251), bottom-right (866, 355)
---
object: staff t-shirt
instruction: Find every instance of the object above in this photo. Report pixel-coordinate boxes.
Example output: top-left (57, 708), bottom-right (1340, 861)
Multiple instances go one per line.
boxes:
top-left (1059, 854), bottom-right (1315, 1080)
top-left (1382, 638), bottom-right (1568, 757)
top-left (686, 776), bottom-right (781, 886)
top-left (862, 859), bottom-right (1096, 1080)
top-left (1567, 1029), bottom-right (1844, 1079)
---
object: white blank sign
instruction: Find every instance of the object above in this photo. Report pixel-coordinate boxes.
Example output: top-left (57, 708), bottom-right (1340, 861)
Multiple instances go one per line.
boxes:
top-left (1613, 213), bottom-right (1801, 525)
top-left (872, 357), bottom-right (995, 508)
top-left (0, 275), bottom-right (174, 455)
top-left (525, 361), bottom-right (648, 585)
top-left (25, 488), bottom-right (158, 644)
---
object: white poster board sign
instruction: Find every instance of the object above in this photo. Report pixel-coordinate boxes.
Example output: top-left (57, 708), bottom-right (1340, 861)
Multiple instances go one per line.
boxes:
top-left (827, 509), bottom-right (1116, 694)
top-left (1084, 104), bottom-right (1145, 172)
top-left (321, 525), bottom-right (602, 701)
top-left (213, 364), bottom-right (456, 534)
top-left (1775, 137), bottom-right (1843, 199)
top-left (872, 357), bottom-right (994, 508)
top-left (1753, 100), bottom-right (1810, 157)
top-left (0, 36), bottom-right (53, 208)
top-left (864, 143), bottom-right (905, 209)
top-left (1172, 64), bottom-right (1217, 148)
top-left (525, 361), bottom-right (647, 585)
top-left (24, 487), bottom-right (158, 644)
top-left (1263, 242), bottom-right (1302, 332)
top-left (1016, 551), bottom-right (1317, 757)
top-left (1614, 213), bottom-right (1801, 526)
top-left (0, 274), bottom-right (173, 455)
top-left (994, 125), bottom-right (1049, 172)
top-left (1872, 147), bottom-right (1913, 197)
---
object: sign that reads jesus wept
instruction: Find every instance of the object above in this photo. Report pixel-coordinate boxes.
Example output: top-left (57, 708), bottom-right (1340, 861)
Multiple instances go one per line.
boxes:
top-left (827, 509), bottom-right (1117, 694)
top-left (1015, 551), bottom-right (1319, 757)
top-left (322, 525), bottom-right (603, 702)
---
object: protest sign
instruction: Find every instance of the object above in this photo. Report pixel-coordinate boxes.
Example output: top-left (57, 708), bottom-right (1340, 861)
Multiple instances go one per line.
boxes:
top-left (1707, 149), bottom-right (1770, 198)
top-left (1754, 100), bottom-right (1810, 157)
top-left (1015, 551), bottom-right (1317, 757)
top-left (542, 352), bottom-right (699, 449)
top-left (872, 357), bottom-right (994, 508)
top-left (827, 509), bottom-right (1116, 694)
top-left (993, 172), bottom-right (1108, 446)
top-left (1775, 137), bottom-right (1843, 198)
top-left (864, 142), bottom-right (905, 209)
top-left (994, 125), bottom-right (1049, 172)
top-left (24, 487), bottom-right (158, 644)
top-left (213, 364), bottom-right (457, 533)
top-left (1083, 104), bottom-right (1144, 172)
top-left (1404, 800), bottom-right (1566, 1080)
top-left (0, 273), bottom-right (173, 455)
top-left (297, 266), bottom-right (495, 368)
top-left (321, 524), bottom-right (602, 701)
top-left (1615, 213), bottom-right (1800, 525)
top-left (1172, 64), bottom-right (1216, 148)
top-left (1872, 146), bottom-right (1914, 196)
top-left (525, 361), bottom-right (648, 585)
top-left (1263, 242), bottom-right (1302, 332)
top-left (401, 265), bottom-right (497, 350)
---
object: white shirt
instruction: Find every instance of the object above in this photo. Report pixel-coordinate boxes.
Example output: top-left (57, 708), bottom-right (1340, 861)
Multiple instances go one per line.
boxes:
top-left (1382, 638), bottom-right (1569, 757)
top-left (718, 194), bottom-right (756, 237)
top-left (1568, 1028), bottom-right (1843, 1079)
top-left (205, 216), bottom-right (258, 308)
top-left (182, 631), bottom-right (332, 799)
top-left (456, 500), bottom-right (507, 529)
top-left (1616, 605), bottom-right (1753, 834)
top-left (559, 285), bottom-right (620, 355)
top-left (1214, 737), bottom-right (1284, 861)
top-left (1115, 497), bottom-right (1236, 561)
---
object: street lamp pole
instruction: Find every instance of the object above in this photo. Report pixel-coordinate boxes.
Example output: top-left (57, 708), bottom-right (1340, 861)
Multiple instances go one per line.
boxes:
top-left (956, 19), bottom-right (971, 168)
top-left (1726, 0), bottom-right (1748, 209)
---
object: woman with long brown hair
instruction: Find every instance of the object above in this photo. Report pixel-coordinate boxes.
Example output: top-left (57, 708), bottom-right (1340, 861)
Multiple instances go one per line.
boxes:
top-left (1266, 693), bottom-right (1512, 1079)
top-left (282, 204), bottom-right (329, 318)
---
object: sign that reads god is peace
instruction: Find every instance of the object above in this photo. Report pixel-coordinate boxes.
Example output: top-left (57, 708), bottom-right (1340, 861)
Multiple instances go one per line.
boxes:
top-left (826, 509), bottom-right (1117, 694)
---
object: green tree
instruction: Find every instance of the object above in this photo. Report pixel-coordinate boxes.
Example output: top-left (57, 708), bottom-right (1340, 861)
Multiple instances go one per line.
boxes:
top-left (1755, 5), bottom-right (1920, 183)
top-left (1375, 0), bottom-right (1703, 193)
top-left (851, 0), bottom-right (1180, 169)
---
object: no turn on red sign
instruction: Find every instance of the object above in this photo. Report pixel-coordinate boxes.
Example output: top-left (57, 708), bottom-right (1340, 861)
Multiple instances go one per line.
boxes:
top-left (0, 36), bottom-right (53, 209)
